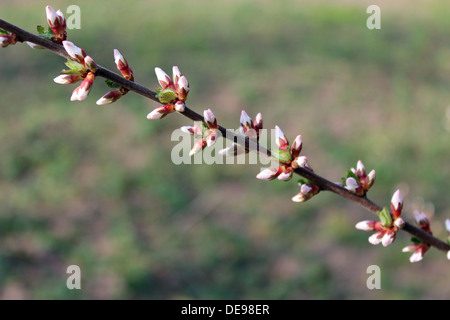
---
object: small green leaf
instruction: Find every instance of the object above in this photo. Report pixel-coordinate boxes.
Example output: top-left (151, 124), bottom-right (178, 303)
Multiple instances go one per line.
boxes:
top-left (105, 79), bottom-right (121, 89)
top-left (0, 28), bottom-right (9, 35)
top-left (377, 207), bottom-right (392, 227)
top-left (156, 88), bottom-right (177, 104)
top-left (411, 237), bottom-right (422, 244)
top-left (271, 149), bottom-right (292, 163)
top-left (298, 178), bottom-right (314, 186)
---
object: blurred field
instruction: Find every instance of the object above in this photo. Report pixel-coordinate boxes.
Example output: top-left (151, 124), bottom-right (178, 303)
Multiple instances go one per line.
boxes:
top-left (0, 0), bottom-right (449, 299)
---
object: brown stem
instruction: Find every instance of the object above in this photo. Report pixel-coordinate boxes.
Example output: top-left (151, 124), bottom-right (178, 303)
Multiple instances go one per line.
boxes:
top-left (1, 18), bottom-right (449, 254)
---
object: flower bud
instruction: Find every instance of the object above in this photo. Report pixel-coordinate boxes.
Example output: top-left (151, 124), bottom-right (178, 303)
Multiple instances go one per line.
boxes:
top-left (381, 229), bottom-right (396, 247)
top-left (277, 167), bottom-right (293, 181)
top-left (175, 101), bottom-right (185, 112)
top-left (96, 90), bottom-right (123, 105)
top-left (218, 143), bottom-right (246, 157)
top-left (274, 125), bottom-right (289, 152)
top-left (147, 104), bottom-right (175, 120)
top-left (70, 72), bottom-right (95, 101)
top-left (176, 75), bottom-right (189, 101)
top-left (204, 109), bottom-right (217, 129)
top-left (390, 189), bottom-right (403, 220)
top-left (206, 130), bottom-right (218, 147)
top-left (413, 211), bottom-right (431, 233)
top-left (26, 41), bottom-right (44, 49)
top-left (46, 6), bottom-right (66, 41)
top-left (155, 67), bottom-right (172, 89)
top-left (84, 56), bottom-right (97, 72)
top-left (189, 139), bottom-right (207, 156)
top-left (394, 217), bottom-right (405, 229)
top-left (290, 135), bottom-right (303, 159)
top-left (256, 167), bottom-right (282, 181)
top-left (180, 125), bottom-right (202, 136)
top-left (114, 49), bottom-right (133, 80)
top-left (368, 230), bottom-right (384, 245)
top-left (0, 34), bottom-right (18, 48)
top-left (63, 41), bottom-right (87, 65)
top-left (54, 74), bottom-right (83, 84)
top-left (291, 183), bottom-right (320, 202)
top-left (355, 220), bottom-right (378, 231)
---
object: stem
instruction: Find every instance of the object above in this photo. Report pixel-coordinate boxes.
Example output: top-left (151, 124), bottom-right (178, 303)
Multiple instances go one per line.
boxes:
top-left (1, 18), bottom-right (449, 253)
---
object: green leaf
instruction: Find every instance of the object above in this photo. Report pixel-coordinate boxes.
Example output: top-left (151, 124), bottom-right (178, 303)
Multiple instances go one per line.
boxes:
top-left (0, 28), bottom-right (9, 35)
top-left (271, 149), bottom-right (292, 163)
top-left (156, 88), bottom-right (177, 104)
top-left (341, 169), bottom-right (359, 184)
top-left (105, 79), bottom-right (121, 89)
top-left (298, 178), bottom-right (314, 186)
top-left (411, 236), bottom-right (422, 244)
top-left (377, 207), bottom-right (392, 227)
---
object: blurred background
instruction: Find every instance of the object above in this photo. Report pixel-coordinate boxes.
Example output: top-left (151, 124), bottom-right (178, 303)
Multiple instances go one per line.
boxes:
top-left (0, 0), bottom-right (449, 299)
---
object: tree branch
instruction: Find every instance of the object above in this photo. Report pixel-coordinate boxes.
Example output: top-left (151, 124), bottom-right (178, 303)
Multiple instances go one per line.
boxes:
top-left (1, 18), bottom-right (449, 254)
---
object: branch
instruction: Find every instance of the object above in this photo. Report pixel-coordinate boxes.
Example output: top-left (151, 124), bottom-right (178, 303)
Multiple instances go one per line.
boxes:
top-left (1, 17), bottom-right (449, 259)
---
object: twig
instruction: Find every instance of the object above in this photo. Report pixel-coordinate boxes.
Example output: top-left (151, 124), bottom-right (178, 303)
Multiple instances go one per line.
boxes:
top-left (1, 18), bottom-right (449, 253)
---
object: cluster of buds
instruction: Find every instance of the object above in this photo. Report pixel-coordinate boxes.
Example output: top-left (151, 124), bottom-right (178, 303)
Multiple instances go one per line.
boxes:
top-left (356, 189), bottom-right (405, 247)
top-left (54, 41), bottom-right (98, 101)
top-left (401, 211), bottom-right (434, 263)
top-left (0, 29), bottom-right (18, 48)
top-left (181, 109), bottom-right (219, 156)
top-left (96, 49), bottom-right (134, 105)
top-left (219, 111), bottom-right (263, 156)
top-left (257, 126), bottom-right (312, 182)
top-left (292, 180), bottom-right (320, 203)
top-left (45, 5), bottom-right (67, 43)
top-left (342, 160), bottom-right (376, 196)
top-left (147, 67), bottom-right (189, 120)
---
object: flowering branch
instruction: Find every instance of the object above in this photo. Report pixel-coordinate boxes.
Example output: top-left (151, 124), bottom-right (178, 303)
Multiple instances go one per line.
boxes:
top-left (1, 8), bottom-right (449, 263)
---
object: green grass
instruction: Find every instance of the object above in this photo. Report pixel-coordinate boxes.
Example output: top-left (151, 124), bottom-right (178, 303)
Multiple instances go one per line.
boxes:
top-left (0, 0), bottom-right (449, 299)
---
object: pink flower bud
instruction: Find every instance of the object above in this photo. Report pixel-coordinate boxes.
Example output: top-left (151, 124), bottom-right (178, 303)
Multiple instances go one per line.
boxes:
top-left (70, 72), bottom-right (95, 101)
top-left (26, 41), bottom-right (44, 49)
top-left (84, 56), bottom-right (97, 72)
top-left (256, 167), bottom-right (282, 181)
top-left (189, 139), bottom-right (207, 156)
top-left (96, 90), bottom-right (123, 105)
top-left (413, 211), bottom-right (431, 233)
top-left (356, 160), bottom-right (366, 177)
top-left (274, 126), bottom-right (289, 152)
top-left (175, 101), bottom-right (185, 112)
top-left (254, 113), bottom-right (263, 131)
top-left (155, 67), bottom-right (172, 89)
top-left (114, 49), bottom-right (133, 80)
top-left (368, 230), bottom-right (384, 245)
top-left (381, 229), bottom-right (396, 247)
top-left (277, 167), bottom-right (293, 181)
top-left (63, 41), bottom-right (87, 65)
top-left (409, 246), bottom-right (426, 263)
top-left (394, 217), bottom-right (405, 229)
top-left (290, 135), bottom-right (302, 159)
top-left (172, 66), bottom-right (182, 85)
top-left (46, 6), bottom-right (66, 41)
top-left (54, 74), bottom-right (83, 84)
top-left (291, 183), bottom-right (320, 202)
top-left (0, 34), bottom-right (18, 48)
top-left (176, 75), bottom-right (189, 101)
top-left (366, 169), bottom-right (376, 188)
top-left (204, 109), bottom-right (217, 129)
top-left (390, 189), bottom-right (403, 220)
top-left (355, 220), bottom-right (378, 231)
top-left (206, 130), bottom-right (218, 147)
top-left (218, 143), bottom-right (246, 157)
top-left (240, 110), bottom-right (253, 131)
top-left (446, 219), bottom-right (450, 234)
top-left (180, 125), bottom-right (202, 136)
top-left (147, 104), bottom-right (175, 120)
